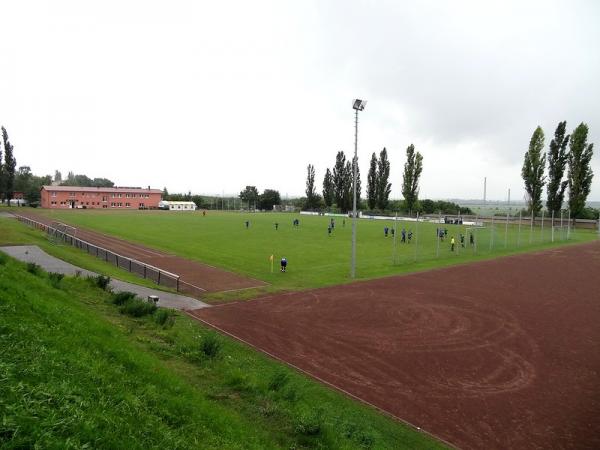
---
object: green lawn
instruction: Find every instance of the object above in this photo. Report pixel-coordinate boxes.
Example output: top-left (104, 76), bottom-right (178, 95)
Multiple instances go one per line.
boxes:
top-left (0, 253), bottom-right (445, 449)
top-left (26, 209), bottom-right (598, 294)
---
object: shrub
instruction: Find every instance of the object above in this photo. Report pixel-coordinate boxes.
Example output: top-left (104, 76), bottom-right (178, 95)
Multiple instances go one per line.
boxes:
top-left (112, 291), bottom-right (137, 306)
top-left (268, 371), bottom-right (290, 391)
top-left (0, 253), bottom-right (6, 265)
top-left (201, 333), bottom-right (221, 358)
top-left (48, 272), bottom-right (65, 288)
top-left (119, 298), bottom-right (157, 317)
top-left (154, 309), bottom-right (174, 328)
top-left (26, 262), bottom-right (42, 275)
top-left (87, 274), bottom-right (111, 291)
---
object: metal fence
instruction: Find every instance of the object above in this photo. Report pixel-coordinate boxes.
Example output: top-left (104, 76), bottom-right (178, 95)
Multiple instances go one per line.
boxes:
top-left (14, 214), bottom-right (184, 293)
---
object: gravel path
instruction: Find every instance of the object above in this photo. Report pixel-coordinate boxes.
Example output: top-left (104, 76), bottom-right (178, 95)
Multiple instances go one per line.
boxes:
top-left (0, 245), bottom-right (209, 311)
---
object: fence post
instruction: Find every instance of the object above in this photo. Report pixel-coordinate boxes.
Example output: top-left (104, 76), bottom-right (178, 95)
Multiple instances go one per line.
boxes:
top-left (144, 265), bottom-right (147, 279)
top-left (129, 259), bottom-right (132, 272)
top-left (176, 277), bottom-right (180, 292)
top-left (529, 213), bottom-right (534, 244)
top-left (560, 210), bottom-right (564, 240)
top-left (505, 212), bottom-right (509, 248)
top-left (541, 210), bottom-right (545, 242)
top-left (489, 215), bottom-right (495, 251)
top-left (414, 212), bottom-right (419, 262)
top-left (567, 209), bottom-right (571, 240)
top-left (517, 211), bottom-right (522, 247)
top-left (158, 271), bottom-right (161, 285)
top-left (551, 210), bottom-right (555, 242)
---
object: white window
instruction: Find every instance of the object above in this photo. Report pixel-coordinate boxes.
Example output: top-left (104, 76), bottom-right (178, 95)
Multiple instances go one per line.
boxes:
top-left (51, 191), bottom-right (57, 197)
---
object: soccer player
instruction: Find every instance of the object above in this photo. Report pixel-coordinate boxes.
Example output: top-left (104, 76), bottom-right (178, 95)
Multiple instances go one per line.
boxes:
top-left (451, 236), bottom-right (455, 251)
top-left (280, 257), bottom-right (287, 272)
top-left (407, 230), bottom-right (413, 243)
top-left (245, 220), bottom-right (250, 228)
top-left (384, 226), bottom-right (389, 237)
top-left (275, 222), bottom-right (279, 230)
top-left (401, 228), bottom-right (406, 243)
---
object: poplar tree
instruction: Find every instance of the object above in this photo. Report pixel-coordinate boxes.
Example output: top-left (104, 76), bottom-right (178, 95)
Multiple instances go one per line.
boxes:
top-left (366, 152), bottom-right (377, 210)
top-left (305, 164), bottom-right (318, 209)
top-left (1, 127), bottom-right (16, 203)
top-left (322, 168), bottom-right (334, 207)
top-left (522, 126), bottom-right (546, 217)
top-left (332, 151), bottom-right (347, 209)
top-left (546, 121), bottom-right (570, 216)
top-left (376, 147), bottom-right (392, 210)
top-left (401, 144), bottom-right (423, 214)
top-left (567, 123), bottom-right (594, 218)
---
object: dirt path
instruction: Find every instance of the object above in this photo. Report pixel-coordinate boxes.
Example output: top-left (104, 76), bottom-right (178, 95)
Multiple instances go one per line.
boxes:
top-left (190, 241), bottom-right (600, 449)
top-left (15, 211), bottom-right (266, 294)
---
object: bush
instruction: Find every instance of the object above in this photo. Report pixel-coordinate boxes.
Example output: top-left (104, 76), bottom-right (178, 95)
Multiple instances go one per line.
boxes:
top-left (87, 274), bottom-right (111, 291)
top-left (112, 291), bottom-right (137, 306)
top-left (48, 272), bottom-right (65, 288)
top-left (154, 309), bottom-right (174, 328)
top-left (119, 298), bottom-right (157, 318)
top-left (0, 253), bottom-right (6, 265)
top-left (26, 262), bottom-right (42, 276)
top-left (201, 333), bottom-right (222, 358)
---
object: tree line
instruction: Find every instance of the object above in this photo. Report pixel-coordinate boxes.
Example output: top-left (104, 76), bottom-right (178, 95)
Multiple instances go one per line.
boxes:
top-left (522, 121), bottom-right (595, 219)
top-left (305, 144), bottom-right (424, 214)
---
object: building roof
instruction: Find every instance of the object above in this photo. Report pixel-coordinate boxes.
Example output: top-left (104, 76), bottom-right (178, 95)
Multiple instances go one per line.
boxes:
top-left (41, 186), bottom-right (162, 194)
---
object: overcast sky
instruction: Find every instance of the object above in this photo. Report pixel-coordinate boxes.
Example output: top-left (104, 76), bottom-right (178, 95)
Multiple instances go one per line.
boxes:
top-left (1, 0), bottom-right (598, 201)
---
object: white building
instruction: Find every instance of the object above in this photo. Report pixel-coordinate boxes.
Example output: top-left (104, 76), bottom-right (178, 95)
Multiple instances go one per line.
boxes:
top-left (158, 200), bottom-right (197, 211)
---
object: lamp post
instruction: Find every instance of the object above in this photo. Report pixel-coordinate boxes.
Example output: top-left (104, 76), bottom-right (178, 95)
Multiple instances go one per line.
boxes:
top-left (351, 99), bottom-right (366, 278)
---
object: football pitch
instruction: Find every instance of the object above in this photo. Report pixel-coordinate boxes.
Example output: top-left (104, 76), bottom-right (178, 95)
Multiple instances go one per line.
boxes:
top-left (33, 209), bottom-right (598, 292)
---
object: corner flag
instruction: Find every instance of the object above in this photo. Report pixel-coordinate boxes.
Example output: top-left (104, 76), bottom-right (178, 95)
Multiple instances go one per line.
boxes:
top-left (269, 254), bottom-right (274, 273)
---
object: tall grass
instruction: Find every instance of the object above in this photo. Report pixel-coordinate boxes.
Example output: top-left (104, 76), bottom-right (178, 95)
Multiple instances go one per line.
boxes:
top-left (0, 254), bottom-right (447, 449)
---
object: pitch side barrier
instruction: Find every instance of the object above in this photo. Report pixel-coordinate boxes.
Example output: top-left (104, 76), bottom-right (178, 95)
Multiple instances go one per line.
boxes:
top-left (12, 214), bottom-right (193, 294)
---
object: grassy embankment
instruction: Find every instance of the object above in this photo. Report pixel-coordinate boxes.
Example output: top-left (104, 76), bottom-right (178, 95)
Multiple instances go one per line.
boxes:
top-left (0, 253), bottom-right (446, 449)
top-left (29, 209), bottom-right (599, 300)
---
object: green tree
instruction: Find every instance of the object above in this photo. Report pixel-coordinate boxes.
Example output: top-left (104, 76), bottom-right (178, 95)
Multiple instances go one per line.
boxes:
top-left (305, 164), bottom-right (318, 209)
top-left (568, 123), bottom-right (594, 219)
top-left (345, 157), bottom-right (361, 213)
top-left (332, 151), bottom-right (347, 209)
top-left (239, 186), bottom-right (259, 208)
top-left (401, 144), bottom-right (423, 214)
top-left (259, 189), bottom-right (281, 210)
top-left (322, 168), bottom-right (334, 207)
top-left (54, 170), bottom-right (62, 183)
top-left (366, 152), bottom-right (377, 210)
top-left (2, 127), bottom-right (17, 203)
top-left (376, 147), bottom-right (392, 210)
top-left (91, 177), bottom-right (115, 188)
top-left (0, 130), bottom-right (3, 199)
top-left (521, 126), bottom-right (546, 217)
top-left (546, 121), bottom-right (570, 216)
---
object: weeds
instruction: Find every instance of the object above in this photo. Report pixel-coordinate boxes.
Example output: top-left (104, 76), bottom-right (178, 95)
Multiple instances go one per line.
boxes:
top-left (268, 371), bottom-right (290, 391)
top-left (48, 272), bottom-right (65, 288)
top-left (112, 291), bottom-right (137, 306)
top-left (154, 309), bottom-right (174, 328)
top-left (119, 298), bottom-right (157, 317)
top-left (201, 333), bottom-right (222, 358)
top-left (26, 262), bottom-right (42, 275)
top-left (87, 274), bottom-right (111, 291)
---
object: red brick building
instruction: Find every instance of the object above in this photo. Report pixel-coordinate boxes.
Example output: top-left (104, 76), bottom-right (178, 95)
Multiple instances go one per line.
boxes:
top-left (40, 186), bottom-right (162, 209)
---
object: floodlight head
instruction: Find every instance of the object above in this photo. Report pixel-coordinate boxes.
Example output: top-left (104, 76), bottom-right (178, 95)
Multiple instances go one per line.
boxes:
top-left (352, 99), bottom-right (366, 111)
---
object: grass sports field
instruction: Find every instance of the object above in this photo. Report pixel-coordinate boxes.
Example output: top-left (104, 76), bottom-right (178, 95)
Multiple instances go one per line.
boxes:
top-left (30, 208), bottom-right (598, 294)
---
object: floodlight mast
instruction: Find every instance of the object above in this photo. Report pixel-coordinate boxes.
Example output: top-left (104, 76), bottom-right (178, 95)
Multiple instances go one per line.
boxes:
top-left (350, 99), bottom-right (366, 278)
